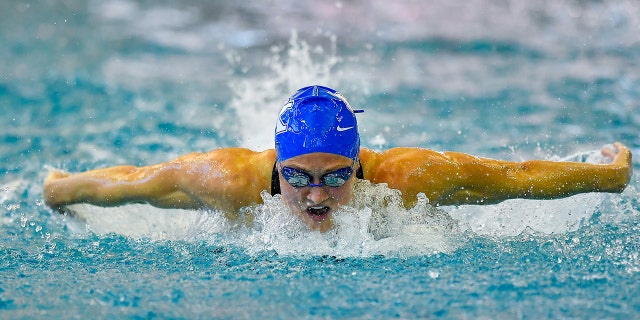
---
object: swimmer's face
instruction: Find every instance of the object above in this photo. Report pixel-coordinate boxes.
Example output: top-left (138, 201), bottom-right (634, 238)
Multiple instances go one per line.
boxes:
top-left (278, 152), bottom-right (357, 232)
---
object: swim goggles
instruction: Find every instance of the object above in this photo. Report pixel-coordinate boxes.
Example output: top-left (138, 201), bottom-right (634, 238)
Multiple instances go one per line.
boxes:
top-left (279, 160), bottom-right (357, 188)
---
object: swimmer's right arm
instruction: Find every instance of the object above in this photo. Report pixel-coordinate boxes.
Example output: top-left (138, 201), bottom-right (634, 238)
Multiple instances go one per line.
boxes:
top-left (43, 148), bottom-right (276, 213)
top-left (43, 164), bottom-right (201, 210)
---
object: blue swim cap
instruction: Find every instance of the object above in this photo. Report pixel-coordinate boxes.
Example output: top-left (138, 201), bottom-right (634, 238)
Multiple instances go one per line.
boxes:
top-left (275, 85), bottom-right (364, 161)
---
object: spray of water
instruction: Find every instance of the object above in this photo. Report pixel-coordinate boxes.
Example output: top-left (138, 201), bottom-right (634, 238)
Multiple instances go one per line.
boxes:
top-left (227, 31), bottom-right (342, 151)
top-left (234, 180), bottom-right (462, 257)
top-left (62, 180), bottom-right (463, 257)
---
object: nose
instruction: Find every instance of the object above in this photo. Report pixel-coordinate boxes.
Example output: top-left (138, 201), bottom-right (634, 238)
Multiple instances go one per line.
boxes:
top-left (306, 185), bottom-right (330, 205)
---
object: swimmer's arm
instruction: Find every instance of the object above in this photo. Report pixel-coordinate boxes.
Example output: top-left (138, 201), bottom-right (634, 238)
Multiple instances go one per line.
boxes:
top-left (435, 142), bottom-right (632, 206)
top-left (43, 148), bottom-right (275, 212)
top-left (43, 164), bottom-right (201, 210)
top-left (364, 142), bottom-right (632, 207)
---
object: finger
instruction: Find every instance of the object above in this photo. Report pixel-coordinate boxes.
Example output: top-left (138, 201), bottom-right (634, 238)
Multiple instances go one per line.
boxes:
top-left (600, 145), bottom-right (616, 159)
top-left (613, 142), bottom-right (627, 152)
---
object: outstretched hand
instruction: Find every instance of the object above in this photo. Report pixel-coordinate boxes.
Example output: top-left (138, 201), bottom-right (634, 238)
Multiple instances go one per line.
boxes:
top-left (43, 170), bottom-right (72, 212)
top-left (44, 170), bottom-right (70, 184)
top-left (601, 142), bottom-right (633, 184)
top-left (601, 142), bottom-right (632, 165)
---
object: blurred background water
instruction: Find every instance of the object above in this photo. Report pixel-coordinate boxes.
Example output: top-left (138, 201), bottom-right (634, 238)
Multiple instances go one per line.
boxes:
top-left (1, 0), bottom-right (639, 318)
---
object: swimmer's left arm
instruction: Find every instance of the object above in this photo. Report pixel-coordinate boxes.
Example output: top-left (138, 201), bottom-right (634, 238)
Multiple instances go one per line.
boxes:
top-left (364, 142), bottom-right (632, 207)
top-left (436, 142), bottom-right (632, 206)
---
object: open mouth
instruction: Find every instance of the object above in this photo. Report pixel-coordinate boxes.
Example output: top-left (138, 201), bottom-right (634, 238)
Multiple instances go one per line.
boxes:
top-left (306, 206), bottom-right (331, 221)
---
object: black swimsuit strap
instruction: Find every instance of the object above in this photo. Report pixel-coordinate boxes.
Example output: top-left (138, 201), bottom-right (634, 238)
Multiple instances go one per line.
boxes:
top-left (270, 161), bottom-right (365, 196)
top-left (355, 161), bottom-right (364, 180)
top-left (270, 162), bottom-right (281, 195)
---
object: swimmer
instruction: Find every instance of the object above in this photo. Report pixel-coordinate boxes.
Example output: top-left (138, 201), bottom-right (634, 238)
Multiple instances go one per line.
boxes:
top-left (43, 85), bottom-right (633, 232)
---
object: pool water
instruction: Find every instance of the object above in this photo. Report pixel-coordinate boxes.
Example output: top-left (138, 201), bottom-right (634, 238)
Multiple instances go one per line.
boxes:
top-left (2, 0), bottom-right (640, 318)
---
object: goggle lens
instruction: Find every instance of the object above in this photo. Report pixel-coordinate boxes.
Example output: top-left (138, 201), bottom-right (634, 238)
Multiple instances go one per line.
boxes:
top-left (280, 166), bottom-right (354, 188)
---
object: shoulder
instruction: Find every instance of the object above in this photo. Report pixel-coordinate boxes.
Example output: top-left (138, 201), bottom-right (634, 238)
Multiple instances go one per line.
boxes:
top-left (168, 148), bottom-right (276, 183)
top-left (174, 148), bottom-right (275, 163)
top-left (359, 147), bottom-right (459, 178)
top-left (175, 148), bottom-right (276, 200)
top-left (359, 147), bottom-right (446, 164)
top-left (360, 146), bottom-right (509, 182)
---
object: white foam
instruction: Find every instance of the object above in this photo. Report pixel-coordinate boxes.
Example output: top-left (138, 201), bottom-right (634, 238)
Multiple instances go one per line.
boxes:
top-left (1, 179), bottom-right (26, 205)
top-left (445, 194), bottom-right (603, 237)
top-left (61, 181), bottom-right (462, 257)
top-left (236, 181), bottom-right (462, 257)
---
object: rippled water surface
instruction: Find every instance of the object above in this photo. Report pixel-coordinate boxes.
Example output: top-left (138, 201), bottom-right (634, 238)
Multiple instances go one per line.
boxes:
top-left (2, 0), bottom-right (640, 318)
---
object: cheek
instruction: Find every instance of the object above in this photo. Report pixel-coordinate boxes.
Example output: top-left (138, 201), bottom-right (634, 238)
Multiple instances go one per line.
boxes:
top-left (280, 183), bottom-right (303, 208)
top-left (329, 181), bottom-right (355, 205)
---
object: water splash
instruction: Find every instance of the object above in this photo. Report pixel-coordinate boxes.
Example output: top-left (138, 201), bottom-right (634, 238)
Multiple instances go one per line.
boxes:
top-left (227, 31), bottom-right (343, 151)
top-left (61, 181), bottom-right (462, 257)
top-left (220, 180), bottom-right (463, 257)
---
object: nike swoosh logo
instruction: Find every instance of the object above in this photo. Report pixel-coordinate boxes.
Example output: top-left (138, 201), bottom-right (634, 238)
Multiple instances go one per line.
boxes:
top-left (336, 126), bottom-right (354, 132)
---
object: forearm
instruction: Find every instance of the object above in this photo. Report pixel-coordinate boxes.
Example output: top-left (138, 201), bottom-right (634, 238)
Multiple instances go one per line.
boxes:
top-left (460, 155), bottom-right (632, 204)
top-left (43, 167), bottom-right (141, 208)
top-left (43, 166), bottom-right (201, 210)
top-left (500, 162), bottom-right (625, 199)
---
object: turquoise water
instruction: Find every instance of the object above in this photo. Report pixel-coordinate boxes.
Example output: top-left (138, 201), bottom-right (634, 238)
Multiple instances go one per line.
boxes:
top-left (2, 0), bottom-right (640, 318)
